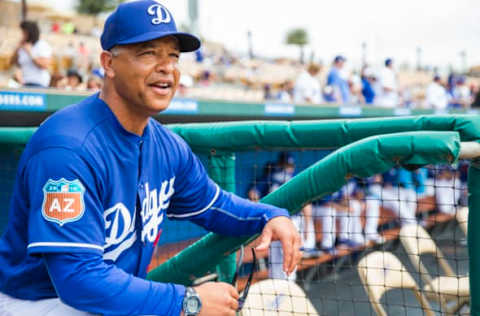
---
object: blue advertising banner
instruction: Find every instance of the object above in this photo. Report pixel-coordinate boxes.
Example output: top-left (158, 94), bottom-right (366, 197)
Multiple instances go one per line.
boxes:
top-left (163, 98), bottom-right (198, 114)
top-left (0, 91), bottom-right (46, 111)
top-left (264, 103), bottom-right (295, 115)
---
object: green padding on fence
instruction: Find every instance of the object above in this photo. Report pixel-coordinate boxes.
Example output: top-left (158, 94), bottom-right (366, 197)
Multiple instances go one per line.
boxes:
top-left (168, 115), bottom-right (480, 153)
top-left (208, 153), bottom-right (237, 284)
top-left (1, 115), bottom-right (479, 148)
top-left (0, 128), bottom-right (36, 144)
top-left (468, 165), bottom-right (480, 315)
top-left (146, 131), bottom-right (460, 284)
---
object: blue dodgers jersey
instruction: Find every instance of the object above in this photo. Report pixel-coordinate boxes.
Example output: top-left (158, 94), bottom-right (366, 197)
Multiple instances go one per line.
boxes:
top-left (0, 93), bottom-right (220, 299)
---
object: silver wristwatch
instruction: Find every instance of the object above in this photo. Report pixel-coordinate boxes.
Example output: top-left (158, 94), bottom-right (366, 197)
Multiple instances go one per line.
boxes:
top-left (182, 287), bottom-right (202, 316)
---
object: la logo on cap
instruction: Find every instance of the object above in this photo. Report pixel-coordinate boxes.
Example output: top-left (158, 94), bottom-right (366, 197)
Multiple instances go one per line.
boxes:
top-left (148, 1), bottom-right (171, 25)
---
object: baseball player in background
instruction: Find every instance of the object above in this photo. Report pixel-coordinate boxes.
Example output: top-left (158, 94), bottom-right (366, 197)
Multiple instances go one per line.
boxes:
top-left (0, 1), bottom-right (301, 315)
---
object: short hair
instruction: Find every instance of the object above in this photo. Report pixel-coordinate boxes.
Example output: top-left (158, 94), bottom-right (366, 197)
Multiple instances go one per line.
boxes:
top-left (334, 55), bottom-right (346, 63)
top-left (307, 63), bottom-right (321, 74)
top-left (20, 21), bottom-right (40, 44)
top-left (109, 46), bottom-right (121, 57)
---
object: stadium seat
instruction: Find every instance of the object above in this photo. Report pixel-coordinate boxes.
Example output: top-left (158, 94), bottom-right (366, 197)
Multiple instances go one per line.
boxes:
top-left (357, 251), bottom-right (434, 316)
top-left (456, 206), bottom-right (468, 236)
top-left (399, 224), bottom-right (469, 314)
top-left (239, 279), bottom-right (319, 316)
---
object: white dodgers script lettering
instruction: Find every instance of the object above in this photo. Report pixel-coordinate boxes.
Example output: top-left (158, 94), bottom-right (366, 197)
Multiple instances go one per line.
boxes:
top-left (141, 177), bottom-right (175, 243)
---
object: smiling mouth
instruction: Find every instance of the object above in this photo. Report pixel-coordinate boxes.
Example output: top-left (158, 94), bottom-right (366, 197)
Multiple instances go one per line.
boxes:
top-left (149, 82), bottom-right (173, 95)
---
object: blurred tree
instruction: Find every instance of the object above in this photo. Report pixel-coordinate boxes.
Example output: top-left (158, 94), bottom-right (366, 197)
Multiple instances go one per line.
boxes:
top-left (77, 0), bottom-right (124, 16)
top-left (286, 28), bottom-right (308, 64)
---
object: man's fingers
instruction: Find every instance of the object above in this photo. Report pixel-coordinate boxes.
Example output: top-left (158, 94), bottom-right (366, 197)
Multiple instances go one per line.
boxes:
top-left (230, 297), bottom-right (239, 311)
top-left (281, 234), bottom-right (294, 273)
top-left (291, 233), bottom-right (302, 273)
top-left (227, 284), bottom-right (240, 300)
top-left (255, 228), bottom-right (273, 251)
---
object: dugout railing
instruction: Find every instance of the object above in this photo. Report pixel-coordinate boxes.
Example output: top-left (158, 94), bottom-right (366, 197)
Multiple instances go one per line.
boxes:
top-left (1, 115), bottom-right (479, 315)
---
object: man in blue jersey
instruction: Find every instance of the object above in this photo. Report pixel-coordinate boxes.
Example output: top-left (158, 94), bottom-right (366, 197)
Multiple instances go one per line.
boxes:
top-left (0, 1), bottom-right (301, 315)
top-left (324, 55), bottom-right (350, 104)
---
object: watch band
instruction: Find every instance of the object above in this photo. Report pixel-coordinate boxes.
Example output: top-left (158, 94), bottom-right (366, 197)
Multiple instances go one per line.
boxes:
top-left (183, 287), bottom-right (202, 316)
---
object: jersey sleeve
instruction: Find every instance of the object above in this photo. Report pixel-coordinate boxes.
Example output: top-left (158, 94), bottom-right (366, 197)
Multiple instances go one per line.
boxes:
top-left (44, 252), bottom-right (185, 316)
top-left (24, 147), bottom-right (105, 256)
top-left (166, 134), bottom-right (220, 219)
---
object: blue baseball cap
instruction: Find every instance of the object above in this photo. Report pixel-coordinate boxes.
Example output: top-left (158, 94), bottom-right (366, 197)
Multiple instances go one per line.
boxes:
top-left (101, 0), bottom-right (201, 52)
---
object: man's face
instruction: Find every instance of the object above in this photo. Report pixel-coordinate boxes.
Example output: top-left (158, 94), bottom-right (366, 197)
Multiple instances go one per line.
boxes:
top-left (107, 36), bottom-right (181, 116)
top-left (68, 76), bottom-right (80, 87)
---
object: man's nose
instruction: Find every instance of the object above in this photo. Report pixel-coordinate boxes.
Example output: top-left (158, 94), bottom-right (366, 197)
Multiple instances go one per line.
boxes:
top-left (154, 58), bottom-right (175, 74)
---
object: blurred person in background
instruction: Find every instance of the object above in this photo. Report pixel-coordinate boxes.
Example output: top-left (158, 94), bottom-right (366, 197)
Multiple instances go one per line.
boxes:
top-left (425, 75), bottom-right (448, 110)
top-left (82, 68), bottom-right (105, 91)
top-left (199, 70), bottom-right (213, 86)
top-left (263, 153), bottom-right (320, 279)
top-left (61, 21), bottom-right (75, 35)
top-left (317, 183), bottom-right (362, 254)
top-left (348, 71), bottom-right (363, 104)
top-left (10, 21), bottom-right (52, 88)
top-left (177, 74), bottom-right (194, 97)
top-left (381, 168), bottom-right (417, 225)
top-left (50, 72), bottom-right (67, 89)
top-left (362, 175), bottom-right (384, 244)
top-left (449, 76), bottom-right (472, 109)
top-left (276, 80), bottom-right (294, 103)
top-left (293, 63), bottom-right (322, 104)
top-left (248, 153), bottom-right (320, 279)
top-left (77, 42), bottom-right (90, 73)
top-left (86, 76), bottom-right (103, 92)
top-left (472, 86), bottom-right (480, 108)
top-left (361, 67), bottom-right (376, 104)
top-left (324, 55), bottom-right (350, 104)
top-left (377, 58), bottom-right (398, 107)
top-left (51, 22), bottom-right (60, 33)
top-left (63, 42), bottom-right (76, 63)
top-left (263, 84), bottom-right (274, 100)
top-left (337, 181), bottom-right (366, 248)
top-left (65, 69), bottom-right (84, 90)
top-left (434, 166), bottom-right (462, 215)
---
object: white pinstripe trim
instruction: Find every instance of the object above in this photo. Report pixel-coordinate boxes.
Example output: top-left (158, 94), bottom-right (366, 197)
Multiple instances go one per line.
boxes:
top-left (211, 207), bottom-right (263, 222)
top-left (167, 184), bottom-right (220, 218)
top-left (27, 242), bottom-right (104, 252)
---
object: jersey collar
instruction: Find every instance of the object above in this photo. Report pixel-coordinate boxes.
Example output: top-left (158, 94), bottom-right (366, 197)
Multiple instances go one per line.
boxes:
top-left (94, 93), bottom-right (151, 143)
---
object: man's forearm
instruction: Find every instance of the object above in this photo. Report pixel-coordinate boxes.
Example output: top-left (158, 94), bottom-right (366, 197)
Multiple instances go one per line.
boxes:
top-left (190, 190), bottom-right (290, 236)
top-left (44, 253), bottom-right (185, 315)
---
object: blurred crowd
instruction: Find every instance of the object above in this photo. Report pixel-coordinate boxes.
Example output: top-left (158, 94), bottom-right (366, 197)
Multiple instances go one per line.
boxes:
top-left (247, 152), bottom-right (468, 277)
top-left (3, 20), bottom-right (480, 109)
top-left (269, 56), bottom-right (479, 109)
top-left (5, 21), bottom-right (104, 92)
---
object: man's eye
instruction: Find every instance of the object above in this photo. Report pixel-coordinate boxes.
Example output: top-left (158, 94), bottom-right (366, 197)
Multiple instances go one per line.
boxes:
top-left (170, 53), bottom-right (180, 59)
top-left (140, 51), bottom-right (155, 56)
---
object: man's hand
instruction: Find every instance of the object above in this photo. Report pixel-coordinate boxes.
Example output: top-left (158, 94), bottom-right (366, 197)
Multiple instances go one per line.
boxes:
top-left (190, 282), bottom-right (239, 316)
top-left (255, 216), bottom-right (302, 274)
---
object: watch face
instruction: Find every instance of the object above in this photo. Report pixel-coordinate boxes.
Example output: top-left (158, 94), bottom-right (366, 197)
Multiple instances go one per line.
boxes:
top-left (187, 298), bottom-right (199, 311)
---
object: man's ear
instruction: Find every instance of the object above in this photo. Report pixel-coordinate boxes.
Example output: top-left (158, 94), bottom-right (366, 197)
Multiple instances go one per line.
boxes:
top-left (100, 51), bottom-right (115, 79)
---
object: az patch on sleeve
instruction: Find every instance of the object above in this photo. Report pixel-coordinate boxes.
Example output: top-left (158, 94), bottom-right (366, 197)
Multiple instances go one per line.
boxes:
top-left (42, 178), bottom-right (86, 226)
